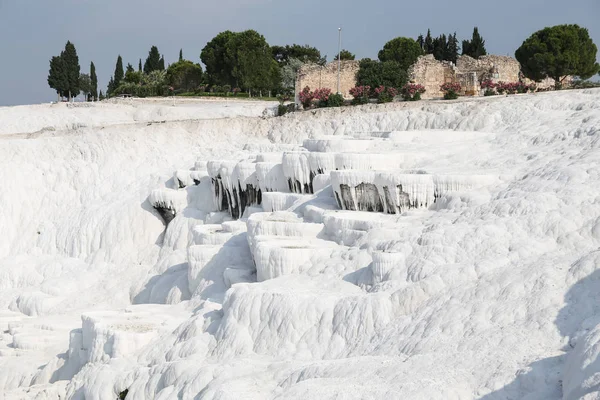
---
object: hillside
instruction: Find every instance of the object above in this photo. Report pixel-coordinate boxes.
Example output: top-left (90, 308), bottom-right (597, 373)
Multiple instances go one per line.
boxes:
top-left (1, 90), bottom-right (600, 400)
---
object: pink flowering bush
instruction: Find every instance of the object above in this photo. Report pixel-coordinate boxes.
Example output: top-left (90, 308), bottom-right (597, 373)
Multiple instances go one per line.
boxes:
top-left (349, 85), bottom-right (371, 105)
top-left (313, 88), bottom-right (332, 107)
top-left (374, 86), bottom-right (399, 103)
top-left (481, 79), bottom-right (497, 96)
top-left (496, 82), bottom-right (534, 95)
top-left (440, 82), bottom-right (461, 100)
top-left (299, 86), bottom-right (314, 109)
top-left (400, 83), bottom-right (426, 101)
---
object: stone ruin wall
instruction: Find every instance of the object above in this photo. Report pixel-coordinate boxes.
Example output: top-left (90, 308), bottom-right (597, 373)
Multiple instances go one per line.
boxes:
top-left (410, 54), bottom-right (568, 98)
top-left (407, 55), bottom-right (455, 99)
top-left (296, 61), bottom-right (360, 100)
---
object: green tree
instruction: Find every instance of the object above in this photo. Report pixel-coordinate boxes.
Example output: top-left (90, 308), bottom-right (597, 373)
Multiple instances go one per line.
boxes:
top-left (179, 49), bottom-right (183, 61)
top-left (48, 55), bottom-right (68, 101)
top-left (417, 34), bottom-right (425, 50)
top-left (356, 58), bottom-right (408, 89)
top-left (378, 37), bottom-right (423, 71)
top-left (515, 24), bottom-right (599, 86)
top-left (201, 31), bottom-right (236, 85)
top-left (424, 29), bottom-right (434, 54)
top-left (166, 60), bottom-right (203, 91)
top-left (462, 27), bottom-right (487, 59)
top-left (61, 41), bottom-right (80, 100)
top-left (90, 62), bottom-right (98, 101)
top-left (124, 68), bottom-right (142, 84)
top-left (334, 49), bottom-right (355, 61)
top-left (159, 56), bottom-right (165, 71)
top-left (226, 30), bottom-right (277, 91)
top-left (107, 76), bottom-right (115, 96)
top-left (272, 44), bottom-right (324, 65)
top-left (99, 90), bottom-right (105, 100)
top-left (126, 63), bottom-right (134, 74)
top-left (79, 73), bottom-right (92, 101)
top-left (114, 55), bottom-right (124, 87)
top-left (144, 46), bottom-right (162, 74)
top-left (281, 58), bottom-right (304, 89)
top-left (432, 34), bottom-right (447, 61)
top-left (445, 33), bottom-right (460, 64)
top-left (138, 59), bottom-right (142, 72)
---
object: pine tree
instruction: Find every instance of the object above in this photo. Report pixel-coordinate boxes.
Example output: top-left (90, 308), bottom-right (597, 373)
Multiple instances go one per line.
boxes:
top-left (61, 41), bottom-right (80, 101)
top-left (90, 62), bottom-right (98, 101)
top-left (126, 63), bottom-right (134, 74)
top-left (99, 90), bottom-right (104, 101)
top-left (144, 46), bottom-right (161, 74)
top-left (159, 56), bottom-right (165, 71)
top-left (424, 29), bottom-right (434, 54)
top-left (417, 35), bottom-right (424, 50)
top-left (138, 59), bottom-right (142, 72)
top-left (48, 55), bottom-right (68, 101)
top-left (114, 55), bottom-right (124, 88)
top-left (179, 49), bottom-right (183, 61)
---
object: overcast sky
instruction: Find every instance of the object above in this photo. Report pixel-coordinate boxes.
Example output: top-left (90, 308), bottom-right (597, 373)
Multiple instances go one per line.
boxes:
top-left (0, 0), bottom-right (598, 106)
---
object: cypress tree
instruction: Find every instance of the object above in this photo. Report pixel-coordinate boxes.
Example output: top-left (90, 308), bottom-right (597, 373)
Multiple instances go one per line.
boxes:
top-left (462, 27), bottom-right (487, 59)
top-left (159, 56), bottom-right (165, 71)
top-left (48, 55), bottom-right (68, 101)
top-left (179, 49), bottom-right (183, 61)
top-left (99, 90), bottom-right (104, 101)
top-left (114, 55), bottom-right (124, 88)
top-left (424, 29), bottom-right (434, 54)
top-left (432, 34), bottom-right (447, 61)
top-left (61, 41), bottom-right (80, 101)
top-left (144, 46), bottom-right (161, 73)
top-left (138, 59), bottom-right (142, 72)
top-left (470, 27), bottom-right (487, 59)
top-left (416, 35), bottom-right (424, 50)
top-left (107, 76), bottom-right (115, 96)
top-left (90, 62), bottom-right (98, 101)
top-left (445, 33), bottom-right (459, 64)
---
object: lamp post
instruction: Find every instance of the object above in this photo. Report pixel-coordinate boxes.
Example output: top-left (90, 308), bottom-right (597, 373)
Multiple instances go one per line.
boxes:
top-left (337, 27), bottom-right (342, 94)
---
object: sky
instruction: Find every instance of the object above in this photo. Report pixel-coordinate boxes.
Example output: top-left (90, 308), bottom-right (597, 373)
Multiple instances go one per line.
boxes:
top-left (0, 0), bottom-right (598, 106)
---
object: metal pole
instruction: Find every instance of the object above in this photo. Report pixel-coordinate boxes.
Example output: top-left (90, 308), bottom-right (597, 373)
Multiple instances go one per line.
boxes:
top-left (337, 28), bottom-right (342, 94)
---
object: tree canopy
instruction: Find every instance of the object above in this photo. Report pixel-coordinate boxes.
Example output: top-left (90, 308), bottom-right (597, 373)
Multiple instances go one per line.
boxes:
top-left (334, 49), bottom-right (356, 61)
top-left (114, 55), bottom-right (124, 88)
top-left (90, 62), bottom-right (98, 101)
top-left (201, 30), bottom-right (281, 91)
top-left (272, 44), bottom-right (324, 65)
top-left (356, 59), bottom-right (408, 89)
top-left (48, 41), bottom-right (80, 100)
top-left (166, 60), bottom-right (203, 92)
top-left (144, 46), bottom-right (162, 74)
top-left (515, 24), bottom-right (599, 84)
top-left (377, 37), bottom-right (423, 71)
top-left (462, 27), bottom-right (487, 59)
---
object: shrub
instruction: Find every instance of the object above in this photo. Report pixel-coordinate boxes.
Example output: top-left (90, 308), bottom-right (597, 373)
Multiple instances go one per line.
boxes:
top-left (313, 88), bottom-right (332, 108)
top-left (484, 89), bottom-right (496, 96)
top-left (440, 82), bottom-right (461, 100)
top-left (528, 83), bottom-right (537, 93)
top-left (400, 83), bottom-right (425, 101)
top-left (299, 86), bottom-right (314, 109)
top-left (374, 86), bottom-right (399, 103)
top-left (349, 85), bottom-right (371, 105)
top-left (327, 93), bottom-right (344, 107)
top-left (278, 104), bottom-right (288, 116)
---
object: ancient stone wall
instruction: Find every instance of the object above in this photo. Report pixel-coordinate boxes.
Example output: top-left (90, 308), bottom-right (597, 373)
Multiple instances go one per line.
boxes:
top-left (296, 61), bottom-right (360, 100)
top-left (408, 55), bottom-right (455, 99)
